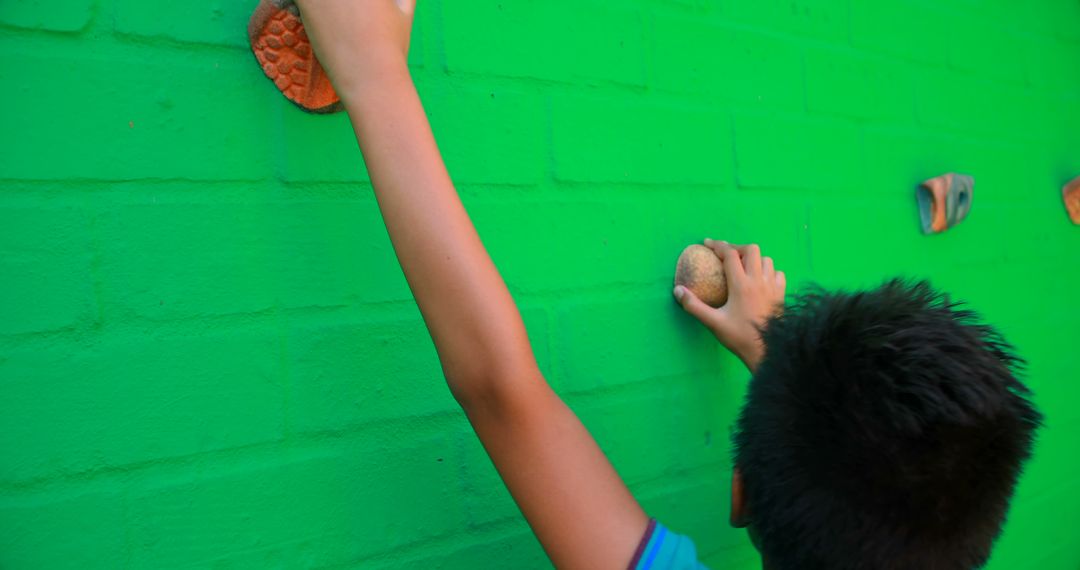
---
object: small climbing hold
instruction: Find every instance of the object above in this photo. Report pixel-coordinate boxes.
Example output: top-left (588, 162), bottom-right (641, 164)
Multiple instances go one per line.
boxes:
top-left (248, 0), bottom-right (342, 114)
top-left (1064, 176), bottom-right (1080, 225)
top-left (917, 173), bottom-right (973, 234)
top-left (674, 244), bottom-right (728, 308)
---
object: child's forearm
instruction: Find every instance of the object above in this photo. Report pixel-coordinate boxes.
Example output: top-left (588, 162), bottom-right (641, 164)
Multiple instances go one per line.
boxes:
top-left (293, 2), bottom-right (537, 401)
top-left (341, 67), bottom-right (539, 402)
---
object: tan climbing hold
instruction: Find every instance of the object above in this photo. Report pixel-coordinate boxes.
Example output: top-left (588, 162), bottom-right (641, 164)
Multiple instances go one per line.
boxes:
top-left (675, 244), bottom-right (728, 308)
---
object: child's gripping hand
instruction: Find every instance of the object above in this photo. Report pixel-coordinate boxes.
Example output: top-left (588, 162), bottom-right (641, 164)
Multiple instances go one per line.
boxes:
top-left (294, 0), bottom-right (417, 102)
top-left (674, 240), bottom-right (786, 372)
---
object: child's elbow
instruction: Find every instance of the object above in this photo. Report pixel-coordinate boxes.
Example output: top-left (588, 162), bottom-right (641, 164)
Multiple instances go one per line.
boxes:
top-left (445, 358), bottom-right (546, 419)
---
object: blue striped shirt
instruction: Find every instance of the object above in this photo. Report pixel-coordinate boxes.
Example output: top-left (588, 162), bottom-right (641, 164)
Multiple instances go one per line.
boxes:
top-left (629, 520), bottom-right (709, 570)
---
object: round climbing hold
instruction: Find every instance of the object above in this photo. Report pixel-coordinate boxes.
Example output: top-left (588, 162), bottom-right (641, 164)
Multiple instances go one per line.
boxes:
top-left (674, 244), bottom-right (728, 308)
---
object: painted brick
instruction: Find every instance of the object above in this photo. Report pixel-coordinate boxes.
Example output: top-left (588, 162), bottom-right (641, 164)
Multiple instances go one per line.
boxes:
top-left (443, 1), bottom-right (645, 86)
top-left (860, 126), bottom-right (1050, 199)
top-left (286, 315), bottom-right (451, 434)
top-left (287, 306), bottom-right (549, 436)
top-left (0, 48), bottom-right (274, 181)
top-left (128, 438), bottom-right (466, 568)
top-left (426, 86), bottom-right (545, 186)
top-left (985, 477), bottom-right (1080, 569)
top-left (645, 15), bottom-right (728, 95)
top-left (0, 489), bottom-right (126, 568)
top-left (573, 381), bottom-right (726, 485)
top-left (703, 546), bottom-right (762, 570)
top-left (476, 192), bottom-right (811, 298)
top-left (470, 196), bottom-right (746, 294)
top-left (806, 47), bottom-right (915, 122)
top-left (374, 529), bottom-right (547, 570)
top-left (551, 94), bottom-right (731, 184)
top-left (722, 28), bottom-right (805, 110)
top-left (554, 295), bottom-right (722, 393)
top-left (0, 0), bottom-right (93, 32)
top-left (276, 111), bottom-right (370, 183)
top-left (647, 18), bottom-right (804, 111)
top-left (270, 201), bottom-right (410, 309)
top-left (947, 20), bottom-right (1028, 84)
top-left (850, 1), bottom-right (948, 65)
top-left (724, 0), bottom-right (850, 42)
top-left (0, 206), bottom-right (96, 335)
top-left (805, 187), bottom-right (1071, 298)
top-left (1049, 0), bottom-right (1080, 43)
top-left (915, 70), bottom-right (1041, 138)
top-left (96, 201), bottom-right (409, 320)
top-left (0, 331), bottom-right (285, 484)
top-left (1025, 38), bottom-right (1080, 91)
top-left (112, 0), bottom-right (248, 47)
top-left (733, 112), bottom-right (862, 191)
top-left (96, 201), bottom-right (278, 319)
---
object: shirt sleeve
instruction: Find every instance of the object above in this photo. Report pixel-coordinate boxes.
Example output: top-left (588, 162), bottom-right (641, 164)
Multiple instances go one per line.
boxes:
top-left (628, 519), bottom-right (710, 570)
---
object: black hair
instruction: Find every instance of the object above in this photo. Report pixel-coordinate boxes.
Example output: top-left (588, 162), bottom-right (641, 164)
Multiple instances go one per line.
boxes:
top-left (735, 279), bottom-right (1042, 570)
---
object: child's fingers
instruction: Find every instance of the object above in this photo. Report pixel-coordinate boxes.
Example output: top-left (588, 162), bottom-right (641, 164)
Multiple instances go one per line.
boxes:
top-left (703, 239), bottom-right (750, 286)
top-left (704, 238), bottom-right (733, 259)
top-left (762, 256), bottom-right (775, 280)
top-left (740, 244), bottom-right (762, 277)
top-left (776, 270), bottom-right (786, 291)
top-left (395, 0), bottom-right (416, 13)
top-left (717, 244), bottom-right (747, 286)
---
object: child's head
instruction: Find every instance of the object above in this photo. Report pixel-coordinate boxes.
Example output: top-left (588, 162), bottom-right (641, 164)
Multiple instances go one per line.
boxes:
top-left (732, 279), bottom-right (1041, 570)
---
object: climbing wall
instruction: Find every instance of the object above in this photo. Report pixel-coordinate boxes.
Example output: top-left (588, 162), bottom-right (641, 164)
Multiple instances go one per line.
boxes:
top-left (1, 0), bottom-right (1078, 568)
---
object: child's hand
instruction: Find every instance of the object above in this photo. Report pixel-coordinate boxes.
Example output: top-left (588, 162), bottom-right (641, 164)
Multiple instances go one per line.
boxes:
top-left (295, 0), bottom-right (416, 103)
top-left (674, 240), bottom-right (786, 372)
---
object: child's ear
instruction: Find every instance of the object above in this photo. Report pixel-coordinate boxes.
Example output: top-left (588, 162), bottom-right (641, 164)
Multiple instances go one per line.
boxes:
top-left (731, 468), bottom-right (750, 528)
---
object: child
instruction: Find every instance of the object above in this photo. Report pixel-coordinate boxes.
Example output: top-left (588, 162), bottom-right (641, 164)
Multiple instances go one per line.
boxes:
top-left (295, 2), bottom-right (1041, 568)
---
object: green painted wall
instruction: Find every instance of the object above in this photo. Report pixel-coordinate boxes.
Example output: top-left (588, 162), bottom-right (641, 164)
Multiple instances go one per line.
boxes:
top-left (1, 0), bottom-right (1078, 568)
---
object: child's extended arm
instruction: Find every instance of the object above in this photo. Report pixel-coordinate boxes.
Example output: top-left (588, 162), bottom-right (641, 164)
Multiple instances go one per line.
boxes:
top-left (295, 1), bottom-right (648, 567)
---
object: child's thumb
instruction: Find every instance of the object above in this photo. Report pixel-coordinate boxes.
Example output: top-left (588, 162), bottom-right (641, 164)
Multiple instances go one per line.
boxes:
top-left (674, 285), bottom-right (721, 327)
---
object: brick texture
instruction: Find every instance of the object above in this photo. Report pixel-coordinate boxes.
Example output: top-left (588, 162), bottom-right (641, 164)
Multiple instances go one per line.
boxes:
top-left (1, 0), bottom-right (1078, 569)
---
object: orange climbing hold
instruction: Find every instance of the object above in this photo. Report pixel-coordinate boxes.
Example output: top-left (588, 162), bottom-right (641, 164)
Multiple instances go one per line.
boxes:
top-left (249, 0), bottom-right (342, 114)
top-left (1064, 176), bottom-right (1080, 225)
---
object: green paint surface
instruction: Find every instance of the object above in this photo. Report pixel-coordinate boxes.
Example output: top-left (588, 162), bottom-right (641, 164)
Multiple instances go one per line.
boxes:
top-left (1, 0), bottom-right (1078, 568)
